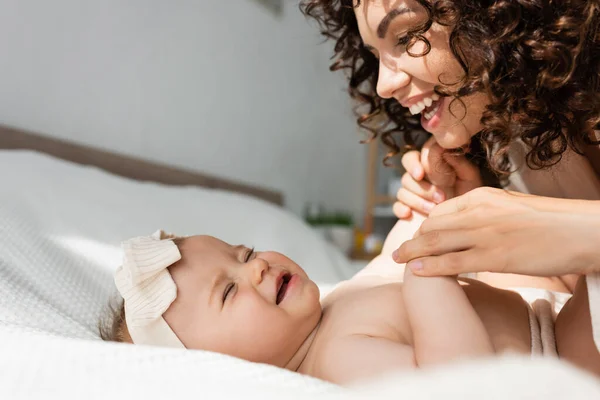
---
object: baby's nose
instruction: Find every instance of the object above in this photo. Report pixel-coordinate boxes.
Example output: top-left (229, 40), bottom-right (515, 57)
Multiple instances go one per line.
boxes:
top-left (248, 258), bottom-right (268, 284)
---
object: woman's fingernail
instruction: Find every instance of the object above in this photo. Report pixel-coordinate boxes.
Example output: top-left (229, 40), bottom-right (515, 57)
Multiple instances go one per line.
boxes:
top-left (412, 167), bottom-right (422, 179)
top-left (392, 249), bottom-right (399, 262)
top-left (433, 191), bottom-right (444, 203)
top-left (408, 260), bottom-right (423, 271)
top-left (423, 201), bottom-right (435, 212)
top-left (399, 205), bottom-right (410, 217)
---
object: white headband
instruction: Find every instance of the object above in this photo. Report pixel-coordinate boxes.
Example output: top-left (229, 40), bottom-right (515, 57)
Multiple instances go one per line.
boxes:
top-left (114, 230), bottom-right (185, 348)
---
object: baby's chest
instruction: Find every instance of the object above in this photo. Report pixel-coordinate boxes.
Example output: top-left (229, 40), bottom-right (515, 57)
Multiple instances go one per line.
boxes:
top-left (320, 283), bottom-right (412, 344)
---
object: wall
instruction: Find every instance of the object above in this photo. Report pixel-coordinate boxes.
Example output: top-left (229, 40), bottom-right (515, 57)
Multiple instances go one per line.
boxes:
top-left (0, 0), bottom-right (367, 221)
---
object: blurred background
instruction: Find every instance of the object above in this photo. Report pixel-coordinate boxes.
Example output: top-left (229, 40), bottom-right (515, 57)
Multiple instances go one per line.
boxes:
top-left (0, 0), bottom-right (404, 259)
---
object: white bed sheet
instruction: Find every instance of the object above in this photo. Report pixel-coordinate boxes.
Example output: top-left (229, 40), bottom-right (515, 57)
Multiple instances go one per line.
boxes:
top-left (1, 150), bottom-right (599, 399)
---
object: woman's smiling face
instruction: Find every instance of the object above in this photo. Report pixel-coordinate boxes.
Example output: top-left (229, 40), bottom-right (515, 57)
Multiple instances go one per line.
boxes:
top-left (354, 0), bottom-right (489, 149)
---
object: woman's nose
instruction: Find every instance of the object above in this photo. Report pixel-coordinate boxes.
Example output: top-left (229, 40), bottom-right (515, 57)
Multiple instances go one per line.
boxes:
top-left (376, 61), bottom-right (409, 99)
top-left (247, 257), bottom-right (268, 285)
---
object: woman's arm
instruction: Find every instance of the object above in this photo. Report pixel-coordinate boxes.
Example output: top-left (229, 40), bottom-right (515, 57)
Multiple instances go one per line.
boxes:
top-left (401, 267), bottom-right (494, 366)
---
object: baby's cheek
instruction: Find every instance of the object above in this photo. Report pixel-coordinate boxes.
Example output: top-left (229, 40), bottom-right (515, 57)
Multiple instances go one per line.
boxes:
top-left (235, 295), bottom-right (273, 326)
top-left (233, 307), bottom-right (291, 361)
top-left (260, 251), bottom-right (293, 265)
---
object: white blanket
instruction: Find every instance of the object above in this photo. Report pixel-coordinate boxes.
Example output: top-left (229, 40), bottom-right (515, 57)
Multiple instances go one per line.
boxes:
top-left (1, 328), bottom-right (599, 399)
top-left (1, 150), bottom-right (599, 398)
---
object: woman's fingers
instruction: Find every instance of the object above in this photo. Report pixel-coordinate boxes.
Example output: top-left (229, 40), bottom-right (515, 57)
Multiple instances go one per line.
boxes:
top-left (393, 201), bottom-right (413, 219)
top-left (401, 150), bottom-right (425, 181)
top-left (393, 229), bottom-right (474, 264)
top-left (428, 189), bottom-right (478, 217)
top-left (400, 172), bottom-right (446, 204)
top-left (396, 187), bottom-right (437, 216)
top-left (404, 249), bottom-right (487, 277)
top-left (428, 187), bottom-right (504, 218)
top-left (414, 211), bottom-right (476, 237)
top-left (394, 170), bottom-right (450, 219)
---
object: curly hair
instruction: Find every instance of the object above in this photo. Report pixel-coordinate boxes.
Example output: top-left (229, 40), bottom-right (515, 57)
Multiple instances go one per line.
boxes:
top-left (300, 0), bottom-right (600, 178)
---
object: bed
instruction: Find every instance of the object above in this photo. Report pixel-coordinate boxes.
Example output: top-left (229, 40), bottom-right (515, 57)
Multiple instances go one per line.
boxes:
top-left (1, 125), bottom-right (599, 399)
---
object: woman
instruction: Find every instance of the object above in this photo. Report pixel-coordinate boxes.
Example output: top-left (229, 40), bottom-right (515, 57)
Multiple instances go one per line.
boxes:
top-left (300, 0), bottom-right (600, 374)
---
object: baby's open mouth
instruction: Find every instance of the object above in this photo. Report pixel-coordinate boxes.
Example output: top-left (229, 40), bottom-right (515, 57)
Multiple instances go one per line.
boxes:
top-left (276, 273), bottom-right (292, 305)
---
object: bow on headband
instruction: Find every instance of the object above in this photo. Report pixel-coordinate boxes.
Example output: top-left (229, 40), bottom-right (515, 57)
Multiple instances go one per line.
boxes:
top-left (114, 230), bottom-right (185, 348)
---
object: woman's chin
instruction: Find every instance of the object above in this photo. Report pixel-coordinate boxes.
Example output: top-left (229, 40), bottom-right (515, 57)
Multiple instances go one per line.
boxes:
top-left (429, 131), bottom-right (470, 150)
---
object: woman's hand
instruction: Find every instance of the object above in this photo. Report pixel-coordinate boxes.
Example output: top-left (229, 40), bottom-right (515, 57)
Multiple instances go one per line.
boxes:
top-left (394, 137), bottom-right (483, 219)
top-left (393, 187), bottom-right (600, 277)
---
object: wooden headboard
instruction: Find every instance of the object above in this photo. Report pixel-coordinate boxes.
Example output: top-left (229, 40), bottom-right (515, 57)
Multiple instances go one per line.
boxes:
top-left (0, 124), bottom-right (284, 206)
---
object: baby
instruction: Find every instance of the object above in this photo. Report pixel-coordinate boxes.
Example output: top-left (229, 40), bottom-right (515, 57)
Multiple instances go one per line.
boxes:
top-left (101, 226), bottom-right (567, 384)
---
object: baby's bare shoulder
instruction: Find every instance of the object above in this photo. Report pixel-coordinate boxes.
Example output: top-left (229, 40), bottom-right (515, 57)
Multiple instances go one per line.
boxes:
top-left (311, 281), bottom-right (415, 384)
top-left (321, 277), bottom-right (410, 338)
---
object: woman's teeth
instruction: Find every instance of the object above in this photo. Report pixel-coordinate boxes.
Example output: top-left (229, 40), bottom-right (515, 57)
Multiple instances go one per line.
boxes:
top-left (409, 93), bottom-right (440, 116)
top-left (423, 102), bottom-right (441, 120)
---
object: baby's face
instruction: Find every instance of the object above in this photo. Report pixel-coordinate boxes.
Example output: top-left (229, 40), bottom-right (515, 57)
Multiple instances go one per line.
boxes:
top-left (163, 235), bottom-right (322, 367)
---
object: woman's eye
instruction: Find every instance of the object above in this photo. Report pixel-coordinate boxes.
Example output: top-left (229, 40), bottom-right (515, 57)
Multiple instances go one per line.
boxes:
top-left (223, 283), bottom-right (235, 303)
top-left (245, 247), bottom-right (255, 262)
top-left (396, 35), bottom-right (410, 47)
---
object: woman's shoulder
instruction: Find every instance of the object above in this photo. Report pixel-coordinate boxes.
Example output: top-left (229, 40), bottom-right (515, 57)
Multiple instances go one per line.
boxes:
top-left (507, 139), bottom-right (600, 201)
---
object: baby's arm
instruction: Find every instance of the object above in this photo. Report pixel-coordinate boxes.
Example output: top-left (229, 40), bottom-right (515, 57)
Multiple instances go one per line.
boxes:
top-left (402, 267), bottom-right (494, 366)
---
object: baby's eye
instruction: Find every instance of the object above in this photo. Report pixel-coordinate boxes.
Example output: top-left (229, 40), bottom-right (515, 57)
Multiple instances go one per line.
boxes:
top-left (223, 283), bottom-right (235, 303)
top-left (244, 247), bottom-right (255, 262)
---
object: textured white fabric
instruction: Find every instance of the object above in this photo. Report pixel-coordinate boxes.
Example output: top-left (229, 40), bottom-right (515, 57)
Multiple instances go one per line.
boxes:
top-left (1, 150), bottom-right (599, 398)
top-left (1, 328), bottom-right (599, 399)
top-left (114, 230), bottom-right (184, 348)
